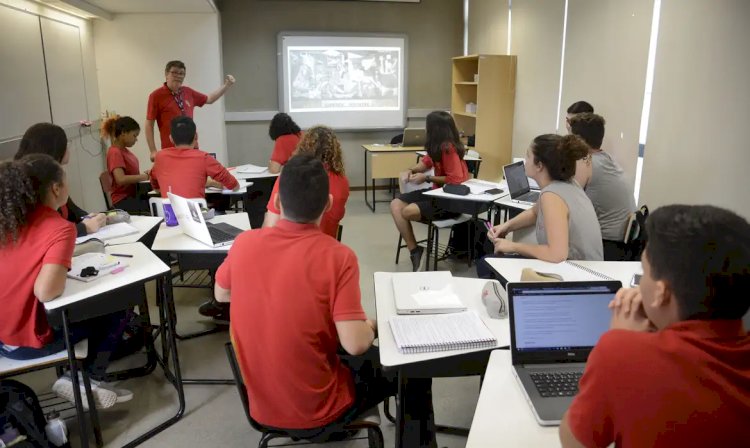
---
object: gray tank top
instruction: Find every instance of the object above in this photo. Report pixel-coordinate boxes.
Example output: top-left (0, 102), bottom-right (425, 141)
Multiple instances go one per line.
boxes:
top-left (586, 152), bottom-right (637, 241)
top-left (536, 180), bottom-right (603, 261)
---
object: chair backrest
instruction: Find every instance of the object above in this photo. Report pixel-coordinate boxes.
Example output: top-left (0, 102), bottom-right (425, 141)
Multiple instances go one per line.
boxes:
top-left (225, 341), bottom-right (269, 433)
top-left (99, 171), bottom-right (113, 210)
top-left (148, 197), bottom-right (207, 217)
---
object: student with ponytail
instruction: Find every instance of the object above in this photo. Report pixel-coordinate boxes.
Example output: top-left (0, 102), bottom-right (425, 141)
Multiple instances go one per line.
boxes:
top-left (478, 134), bottom-right (603, 277)
top-left (102, 116), bottom-right (150, 213)
top-left (0, 155), bottom-right (132, 409)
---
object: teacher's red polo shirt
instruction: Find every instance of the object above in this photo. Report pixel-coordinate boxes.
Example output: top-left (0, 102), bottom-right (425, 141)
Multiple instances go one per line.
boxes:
top-left (146, 83), bottom-right (208, 149)
top-left (216, 220), bottom-right (366, 429)
top-left (567, 319), bottom-right (750, 447)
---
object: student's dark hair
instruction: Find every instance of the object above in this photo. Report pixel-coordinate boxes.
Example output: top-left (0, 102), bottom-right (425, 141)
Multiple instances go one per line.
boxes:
top-left (278, 155), bottom-right (329, 223)
top-left (294, 125), bottom-right (345, 175)
top-left (170, 116), bottom-right (196, 146)
top-left (644, 205), bottom-right (750, 320)
top-left (14, 123), bottom-right (68, 163)
top-left (425, 111), bottom-right (465, 163)
top-left (268, 113), bottom-right (301, 140)
top-left (165, 60), bottom-right (186, 73)
top-left (529, 134), bottom-right (590, 181)
top-left (567, 101), bottom-right (594, 114)
top-left (101, 115), bottom-right (140, 141)
top-left (0, 154), bottom-right (65, 246)
top-left (569, 113), bottom-right (605, 149)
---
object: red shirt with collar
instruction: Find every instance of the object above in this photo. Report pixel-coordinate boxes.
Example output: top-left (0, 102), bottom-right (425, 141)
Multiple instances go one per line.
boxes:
top-left (567, 319), bottom-right (750, 448)
top-left (106, 146), bottom-right (141, 205)
top-left (0, 207), bottom-right (75, 348)
top-left (266, 170), bottom-right (349, 238)
top-left (270, 133), bottom-right (302, 165)
top-left (216, 220), bottom-right (366, 429)
top-left (146, 83), bottom-right (208, 149)
top-left (150, 147), bottom-right (238, 198)
top-left (421, 143), bottom-right (469, 188)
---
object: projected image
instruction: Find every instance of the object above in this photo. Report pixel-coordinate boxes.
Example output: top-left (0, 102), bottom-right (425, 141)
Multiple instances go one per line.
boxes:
top-left (288, 47), bottom-right (400, 112)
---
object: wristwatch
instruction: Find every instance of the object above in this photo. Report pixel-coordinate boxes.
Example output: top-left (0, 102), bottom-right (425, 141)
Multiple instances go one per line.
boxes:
top-left (425, 174), bottom-right (432, 183)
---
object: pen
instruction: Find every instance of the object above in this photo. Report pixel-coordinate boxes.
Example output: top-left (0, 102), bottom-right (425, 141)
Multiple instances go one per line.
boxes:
top-left (484, 221), bottom-right (492, 231)
top-left (111, 253), bottom-right (133, 258)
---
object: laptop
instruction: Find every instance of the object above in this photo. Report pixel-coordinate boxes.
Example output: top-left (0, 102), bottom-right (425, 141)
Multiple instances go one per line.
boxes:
top-left (167, 192), bottom-right (244, 247)
top-left (392, 271), bottom-right (467, 315)
top-left (401, 128), bottom-right (426, 147)
top-left (508, 281), bottom-right (621, 426)
top-left (503, 161), bottom-right (540, 205)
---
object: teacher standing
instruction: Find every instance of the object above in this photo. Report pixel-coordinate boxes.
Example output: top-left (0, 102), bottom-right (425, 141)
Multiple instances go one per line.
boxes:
top-left (145, 60), bottom-right (236, 161)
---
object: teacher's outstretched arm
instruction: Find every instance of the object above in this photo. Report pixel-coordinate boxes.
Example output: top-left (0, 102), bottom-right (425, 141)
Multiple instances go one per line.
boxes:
top-left (145, 119), bottom-right (157, 161)
top-left (206, 74), bottom-right (236, 104)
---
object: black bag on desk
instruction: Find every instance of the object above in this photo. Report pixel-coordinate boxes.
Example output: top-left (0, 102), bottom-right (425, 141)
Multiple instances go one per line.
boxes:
top-left (443, 184), bottom-right (470, 196)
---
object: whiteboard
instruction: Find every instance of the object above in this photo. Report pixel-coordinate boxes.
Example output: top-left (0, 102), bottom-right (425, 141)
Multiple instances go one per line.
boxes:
top-left (0, 6), bottom-right (51, 139)
top-left (40, 17), bottom-right (88, 126)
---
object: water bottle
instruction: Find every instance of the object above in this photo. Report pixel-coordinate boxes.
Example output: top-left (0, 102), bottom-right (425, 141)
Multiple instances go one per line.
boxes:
top-left (45, 413), bottom-right (68, 447)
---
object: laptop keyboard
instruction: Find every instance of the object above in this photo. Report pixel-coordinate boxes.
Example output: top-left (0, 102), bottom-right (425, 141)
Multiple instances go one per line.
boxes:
top-left (518, 191), bottom-right (540, 203)
top-left (207, 225), bottom-right (235, 243)
top-left (530, 371), bottom-right (582, 398)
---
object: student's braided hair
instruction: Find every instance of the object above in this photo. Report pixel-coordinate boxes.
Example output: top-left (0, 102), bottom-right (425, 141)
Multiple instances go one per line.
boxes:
top-left (0, 154), bottom-right (64, 246)
top-left (294, 125), bottom-right (345, 176)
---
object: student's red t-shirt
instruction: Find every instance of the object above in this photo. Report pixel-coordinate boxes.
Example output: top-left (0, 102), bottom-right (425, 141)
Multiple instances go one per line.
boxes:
top-left (216, 220), bottom-right (366, 429)
top-left (270, 133), bottom-right (302, 166)
top-left (146, 83), bottom-right (208, 149)
top-left (150, 147), bottom-right (238, 198)
top-left (0, 207), bottom-right (75, 348)
top-left (567, 320), bottom-right (750, 447)
top-left (106, 146), bottom-right (141, 205)
top-left (421, 143), bottom-right (469, 188)
top-left (266, 170), bottom-right (349, 238)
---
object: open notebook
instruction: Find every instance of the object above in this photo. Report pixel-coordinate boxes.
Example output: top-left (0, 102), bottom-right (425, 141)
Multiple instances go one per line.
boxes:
top-left (75, 222), bottom-right (138, 244)
top-left (389, 311), bottom-right (497, 354)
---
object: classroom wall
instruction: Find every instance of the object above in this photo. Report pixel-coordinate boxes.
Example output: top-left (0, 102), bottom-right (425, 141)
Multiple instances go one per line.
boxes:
top-left (467, 0), bottom-right (507, 55)
top-left (219, 0), bottom-right (462, 185)
top-left (93, 13), bottom-right (228, 168)
top-left (0, 0), bottom-right (105, 212)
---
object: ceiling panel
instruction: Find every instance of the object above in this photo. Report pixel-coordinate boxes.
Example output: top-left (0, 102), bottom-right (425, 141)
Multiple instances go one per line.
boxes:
top-left (83, 0), bottom-right (215, 14)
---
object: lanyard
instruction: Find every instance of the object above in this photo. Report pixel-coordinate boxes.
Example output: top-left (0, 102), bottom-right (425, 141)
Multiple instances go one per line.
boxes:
top-left (171, 88), bottom-right (185, 115)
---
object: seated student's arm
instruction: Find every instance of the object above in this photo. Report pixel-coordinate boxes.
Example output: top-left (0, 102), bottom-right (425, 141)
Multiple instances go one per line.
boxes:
top-left (574, 156), bottom-right (593, 189)
top-left (430, 148), bottom-right (468, 186)
top-left (35, 225), bottom-right (76, 302)
top-left (214, 256), bottom-right (232, 303)
top-left (327, 178), bottom-right (350, 225)
top-left (333, 251), bottom-right (374, 356)
top-left (268, 136), bottom-right (293, 174)
top-left (206, 156), bottom-right (240, 191)
top-left (494, 192), bottom-right (570, 262)
top-left (488, 206), bottom-right (538, 242)
top-left (112, 168), bottom-right (149, 186)
top-left (268, 160), bottom-right (282, 174)
top-left (406, 156), bottom-right (433, 184)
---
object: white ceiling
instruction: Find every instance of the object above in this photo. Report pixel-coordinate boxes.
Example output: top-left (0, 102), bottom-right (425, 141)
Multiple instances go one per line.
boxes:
top-left (64, 0), bottom-right (216, 16)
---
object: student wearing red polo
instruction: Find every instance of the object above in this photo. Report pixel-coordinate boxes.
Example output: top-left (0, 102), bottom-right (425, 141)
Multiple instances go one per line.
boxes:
top-left (150, 116), bottom-right (239, 199)
top-left (0, 154), bottom-right (132, 409)
top-left (560, 205), bottom-right (750, 448)
top-left (263, 125), bottom-right (349, 239)
top-left (103, 116), bottom-right (150, 213)
top-left (216, 155), bottom-right (436, 445)
top-left (145, 60), bottom-right (236, 161)
top-left (268, 112), bottom-right (302, 174)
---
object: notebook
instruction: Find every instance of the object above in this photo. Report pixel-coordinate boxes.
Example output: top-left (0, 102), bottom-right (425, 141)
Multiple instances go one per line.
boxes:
top-left (75, 222), bottom-right (139, 244)
top-left (234, 163), bottom-right (268, 174)
top-left (389, 311), bottom-right (497, 354)
top-left (68, 253), bottom-right (127, 282)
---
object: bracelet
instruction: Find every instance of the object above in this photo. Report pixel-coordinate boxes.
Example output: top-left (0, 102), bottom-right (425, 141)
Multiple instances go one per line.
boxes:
top-left (426, 174), bottom-right (431, 183)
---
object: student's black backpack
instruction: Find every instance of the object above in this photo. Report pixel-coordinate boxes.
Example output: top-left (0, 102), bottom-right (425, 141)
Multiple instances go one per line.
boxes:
top-left (0, 379), bottom-right (57, 448)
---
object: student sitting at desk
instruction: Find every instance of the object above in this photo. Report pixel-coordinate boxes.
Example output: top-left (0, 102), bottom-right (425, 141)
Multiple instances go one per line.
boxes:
top-left (150, 116), bottom-right (239, 198)
top-left (267, 112), bottom-right (302, 174)
top-left (569, 113), bottom-right (637, 260)
top-left (263, 125), bottom-right (349, 239)
top-left (215, 155), bottom-right (436, 446)
top-left (0, 155), bottom-right (132, 409)
top-left (560, 204), bottom-right (750, 448)
top-left (102, 115), bottom-right (151, 213)
top-left (390, 110), bottom-right (470, 271)
top-left (14, 123), bottom-right (107, 237)
top-left (477, 134), bottom-right (602, 277)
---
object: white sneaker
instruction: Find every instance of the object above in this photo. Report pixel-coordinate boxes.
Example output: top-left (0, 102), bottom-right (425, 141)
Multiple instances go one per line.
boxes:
top-left (52, 375), bottom-right (132, 410)
top-left (90, 378), bottom-right (133, 403)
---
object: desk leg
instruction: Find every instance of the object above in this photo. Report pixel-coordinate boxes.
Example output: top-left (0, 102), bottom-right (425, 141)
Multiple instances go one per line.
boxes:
top-left (62, 310), bottom-right (90, 448)
top-left (364, 152), bottom-right (375, 212)
top-left (395, 372), bottom-right (405, 448)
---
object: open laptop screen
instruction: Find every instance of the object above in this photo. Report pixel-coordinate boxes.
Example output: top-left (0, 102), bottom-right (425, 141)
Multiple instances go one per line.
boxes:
top-left (503, 161), bottom-right (531, 197)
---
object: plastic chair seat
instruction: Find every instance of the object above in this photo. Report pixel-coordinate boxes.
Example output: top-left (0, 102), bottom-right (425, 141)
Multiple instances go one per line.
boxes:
top-left (0, 341), bottom-right (88, 377)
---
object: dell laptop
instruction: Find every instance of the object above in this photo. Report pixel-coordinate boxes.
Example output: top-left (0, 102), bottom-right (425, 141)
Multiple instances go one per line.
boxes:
top-left (508, 280), bottom-right (621, 426)
top-left (167, 192), bottom-right (244, 247)
top-left (503, 161), bottom-right (540, 205)
top-left (401, 128), bottom-right (426, 147)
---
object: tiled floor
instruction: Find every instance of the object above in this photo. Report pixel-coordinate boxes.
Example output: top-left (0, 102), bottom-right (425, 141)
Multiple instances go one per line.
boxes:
top-left (18, 193), bottom-right (486, 448)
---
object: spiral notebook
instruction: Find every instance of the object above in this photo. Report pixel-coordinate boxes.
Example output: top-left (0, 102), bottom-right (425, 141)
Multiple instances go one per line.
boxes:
top-left (389, 311), bottom-right (497, 354)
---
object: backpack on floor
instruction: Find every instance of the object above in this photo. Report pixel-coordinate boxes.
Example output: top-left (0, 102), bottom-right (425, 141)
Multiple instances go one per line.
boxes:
top-left (0, 379), bottom-right (55, 448)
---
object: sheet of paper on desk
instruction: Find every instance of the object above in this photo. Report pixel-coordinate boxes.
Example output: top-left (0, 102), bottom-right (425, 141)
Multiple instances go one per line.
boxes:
top-left (464, 179), bottom-right (502, 194)
top-left (68, 253), bottom-right (127, 282)
top-left (75, 222), bottom-right (138, 244)
top-left (234, 164), bottom-right (268, 174)
top-left (399, 169), bottom-right (434, 194)
top-left (411, 284), bottom-right (464, 308)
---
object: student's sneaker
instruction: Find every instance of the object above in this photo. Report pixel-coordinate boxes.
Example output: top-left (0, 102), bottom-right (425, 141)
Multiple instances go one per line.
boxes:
top-left (52, 374), bottom-right (133, 410)
top-left (410, 247), bottom-right (424, 272)
top-left (198, 298), bottom-right (229, 318)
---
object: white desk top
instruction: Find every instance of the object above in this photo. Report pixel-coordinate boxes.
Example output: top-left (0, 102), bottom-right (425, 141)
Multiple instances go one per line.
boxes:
top-left (105, 216), bottom-right (163, 246)
top-left (495, 195), bottom-right (535, 211)
top-left (416, 150), bottom-right (482, 162)
top-left (146, 180), bottom-right (254, 196)
top-left (423, 179), bottom-right (509, 203)
top-left (486, 258), bottom-right (642, 286)
top-left (46, 243), bottom-right (169, 311)
top-left (150, 213), bottom-right (251, 253)
top-left (466, 350), bottom-right (560, 447)
top-left (374, 272), bottom-right (510, 368)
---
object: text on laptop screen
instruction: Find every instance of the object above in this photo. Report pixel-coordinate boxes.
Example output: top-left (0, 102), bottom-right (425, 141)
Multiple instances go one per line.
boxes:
top-left (513, 286), bottom-right (614, 352)
top-left (504, 162), bottom-right (530, 195)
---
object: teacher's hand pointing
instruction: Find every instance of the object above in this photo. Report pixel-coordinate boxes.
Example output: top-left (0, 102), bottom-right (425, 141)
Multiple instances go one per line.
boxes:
top-left (225, 74), bottom-right (236, 86)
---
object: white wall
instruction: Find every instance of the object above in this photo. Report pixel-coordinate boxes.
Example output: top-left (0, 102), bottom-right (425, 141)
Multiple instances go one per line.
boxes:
top-left (94, 13), bottom-right (228, 169)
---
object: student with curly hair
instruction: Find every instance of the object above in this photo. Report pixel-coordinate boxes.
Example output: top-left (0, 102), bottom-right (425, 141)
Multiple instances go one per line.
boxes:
top-left (14, 123), bottom-right (107, 237)
top-left (263, 125), bottom-right (349, 238)
top-left (267, 112), bottom-right (302, 174)
top-left (102, 116), bottom-right (151, 213)
top-left (0, 154), bottom-right (132, 409)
